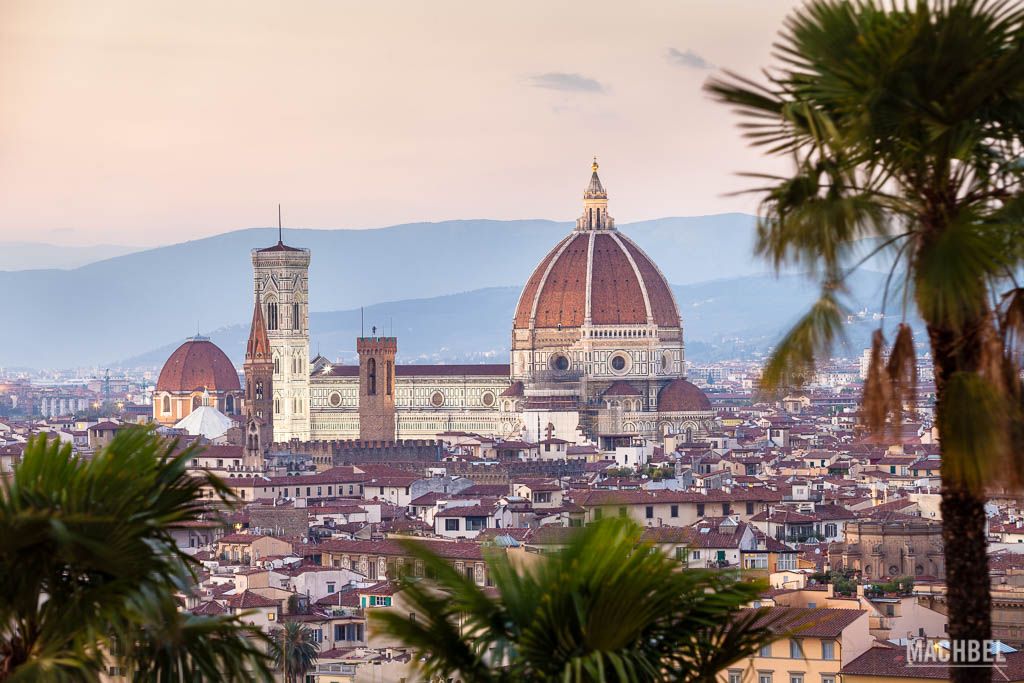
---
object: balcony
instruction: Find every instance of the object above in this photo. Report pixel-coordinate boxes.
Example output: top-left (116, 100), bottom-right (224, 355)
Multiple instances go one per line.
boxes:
top-left (315, 663), bottom-right (357, 676)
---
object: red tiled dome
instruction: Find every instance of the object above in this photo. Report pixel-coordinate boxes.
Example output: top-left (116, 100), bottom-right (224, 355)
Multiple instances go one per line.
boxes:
top-left (156, 338), bottom-right (241, 393)
top-left (658, 379), bottom-right (711, 412)
top-left (514, 231), bottom-right (679, 330)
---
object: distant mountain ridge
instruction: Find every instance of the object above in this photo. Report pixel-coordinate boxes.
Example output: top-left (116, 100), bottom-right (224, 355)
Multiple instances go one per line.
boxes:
top-left (1, 215), bottom-right (770, 368)
top-left (0, 242), bottom-right (139, 271)
top-left (121, 270), bottom-right (899, 370)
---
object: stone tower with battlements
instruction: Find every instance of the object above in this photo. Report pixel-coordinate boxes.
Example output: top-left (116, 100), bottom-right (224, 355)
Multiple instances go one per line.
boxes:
top-left (357, 335), bottom-right (397, 442)
top-left (251, 232), bottom-right (311, 442)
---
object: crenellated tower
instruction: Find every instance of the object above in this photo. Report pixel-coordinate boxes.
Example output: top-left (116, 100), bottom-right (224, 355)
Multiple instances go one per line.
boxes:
top-left (357, 335), bottom-right (397, 442)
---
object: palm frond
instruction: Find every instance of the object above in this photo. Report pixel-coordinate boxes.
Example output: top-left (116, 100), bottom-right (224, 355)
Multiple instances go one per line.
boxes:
top-left (0, 426), bottom-right (264, 680)
top-left (887, 322), bottom-right (918, 424)
top-left (862, 329), bottom-right (893, 435)
top-left (125, 591), bottom-right (273, 683)
top-left (761, 287), bottom-right (848, 392)
top-left (374, 519), bottom-right (780, 682)
top-left (939, 370), bottom-right (1011, 492)
top-left (913, 216), bottom-right (1010, 330)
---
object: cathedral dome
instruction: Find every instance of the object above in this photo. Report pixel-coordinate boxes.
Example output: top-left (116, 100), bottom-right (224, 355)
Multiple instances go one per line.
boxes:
top-left (156, 337), bottom-right (241, 393)
top-left (658, 379), bottom-right (712, 412)
top-left (513, 162), bottom-right (678, 332)
top-left (513, 230), bottom-right (679, 330)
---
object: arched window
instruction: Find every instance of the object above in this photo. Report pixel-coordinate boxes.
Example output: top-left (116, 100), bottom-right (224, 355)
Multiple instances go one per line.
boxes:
top-left (386, 361), bottom-right (393, 396)
top-left (266, 301), bottom-right (278, 331)
top-left (367, 358), bottom-right (377, 395)
top-left (273, 356), bottom-right (280, 375)
top-left (255, 381), bottom-right (264, 401)
top-left (292, 303), bottom-right (300, 331)
top-left (192, 395), bottom-right (202, 410)
top-left (225, 395), bottom-right (235, 414)
top-left (162, 395), bottom-right (170, 413)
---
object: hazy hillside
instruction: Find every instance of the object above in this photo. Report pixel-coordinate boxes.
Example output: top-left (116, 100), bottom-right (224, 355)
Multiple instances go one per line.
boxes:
top-left (1, 215), bottom-right (766, 368)
top-left (122, 270), bottom-right (902, 370)
top-left (0, 242), bottom-right (139, 271)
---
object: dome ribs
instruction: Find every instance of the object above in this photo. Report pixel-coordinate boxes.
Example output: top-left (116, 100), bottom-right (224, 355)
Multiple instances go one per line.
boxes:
top-left (156, 339), bottom-right (241, 393)
top-left (534, 234), bottom-right (590, 328)
top-left (619, 237), bottom-right (680, 328)
top-left (513, 234), bottom-right (572, 328)
top-left (589, 233), bottom-right (647, 326)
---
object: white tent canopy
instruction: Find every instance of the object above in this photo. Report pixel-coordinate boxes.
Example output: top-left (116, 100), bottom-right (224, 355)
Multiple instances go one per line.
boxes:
top-left (174, 405), bottom-right (235, 441)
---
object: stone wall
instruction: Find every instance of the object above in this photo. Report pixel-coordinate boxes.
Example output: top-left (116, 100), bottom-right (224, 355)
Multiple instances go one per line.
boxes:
top-left (248, 505), bottom-right (309, 539)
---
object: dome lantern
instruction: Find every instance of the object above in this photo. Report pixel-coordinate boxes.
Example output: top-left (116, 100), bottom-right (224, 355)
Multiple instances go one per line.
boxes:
top-left (577, 157), bottom-right (613, 231)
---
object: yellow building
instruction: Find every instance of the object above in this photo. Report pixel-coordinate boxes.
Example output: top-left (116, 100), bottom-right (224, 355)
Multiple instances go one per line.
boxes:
top-left (720, 607), bottom-right (871, 683)
top-left (215, 533), bottom-right (293, 566)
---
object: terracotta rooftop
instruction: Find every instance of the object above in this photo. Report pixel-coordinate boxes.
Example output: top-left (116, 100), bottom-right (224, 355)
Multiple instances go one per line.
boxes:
top-left (226, 590), bottom-right (280, 609)
top-left (741, 606), bottom-right (866, 637)
top-left (319, 538), bottom-right (485, 561)
top-left (842, 644), bottom-right (1024, 680)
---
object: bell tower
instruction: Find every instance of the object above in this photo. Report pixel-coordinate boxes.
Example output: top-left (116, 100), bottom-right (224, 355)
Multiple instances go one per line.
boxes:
top-left (243, 295), bottom-right (273, 466)
top-left (251, 209), bottom-right (311, 441)
top-left (357, 333), bottom-right (397, 442)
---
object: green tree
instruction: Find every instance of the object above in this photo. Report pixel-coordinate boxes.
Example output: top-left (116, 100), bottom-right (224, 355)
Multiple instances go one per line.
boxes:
top-left (270, 621), bottom-right (320, 683)
top-left (706, 2), bottom-right (1024, 678)
top-left (372, 518), bottom-right (790, 682)
top-left (0, 428), bottom-right (272, 682)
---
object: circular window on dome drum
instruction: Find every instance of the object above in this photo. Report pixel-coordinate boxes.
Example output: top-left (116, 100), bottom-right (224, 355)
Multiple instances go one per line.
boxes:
top-left (661, 352), bottom-right (671, 372)
top-left (549, 354), bottom-right (571, 373)
top-left (430, 391), bottom-right (445, 407)
top-left (481, 391), bottom-right (495, 407)
top-left (610, 353), bottom-right (630, 374)
top-left (328, 391), bottom-right (342, 407)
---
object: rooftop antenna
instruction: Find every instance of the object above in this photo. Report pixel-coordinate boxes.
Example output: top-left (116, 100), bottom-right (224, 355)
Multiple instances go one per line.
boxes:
top-left (277, 204), bottom-right (283, 244)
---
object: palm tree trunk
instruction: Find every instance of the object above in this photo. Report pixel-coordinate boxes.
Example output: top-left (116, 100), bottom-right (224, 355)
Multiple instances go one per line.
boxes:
top-left (940, 482), bottom-right (992, 681)
top-left (929, 322), bottom-right (992, 683)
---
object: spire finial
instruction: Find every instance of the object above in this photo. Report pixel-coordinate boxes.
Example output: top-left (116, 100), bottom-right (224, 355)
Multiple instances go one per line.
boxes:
top-left (592, 156), bottom-right (599, 173)
top-left (277, 204), bottom-right (283, 245)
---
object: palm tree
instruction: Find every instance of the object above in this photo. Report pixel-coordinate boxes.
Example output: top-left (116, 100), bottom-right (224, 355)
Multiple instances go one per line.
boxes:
top-left (270, 621), bottom-right (320, 683)
top-left (372, 519), bottom-right (789, 682)
top-left (0, 428), bottom-right (273, 681)
top-left (705, 1), bottom-right (1024, 678)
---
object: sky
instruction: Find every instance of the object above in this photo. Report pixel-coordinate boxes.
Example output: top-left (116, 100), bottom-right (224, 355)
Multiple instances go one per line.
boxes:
top-left (1, 0), bottom-right (799, 247)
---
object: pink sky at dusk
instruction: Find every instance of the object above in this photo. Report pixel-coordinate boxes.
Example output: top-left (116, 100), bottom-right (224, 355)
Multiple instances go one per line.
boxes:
top-left (1, 1), bottom-right (799, 247)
